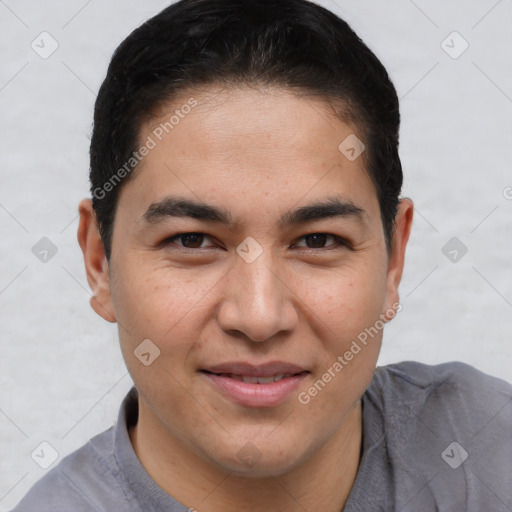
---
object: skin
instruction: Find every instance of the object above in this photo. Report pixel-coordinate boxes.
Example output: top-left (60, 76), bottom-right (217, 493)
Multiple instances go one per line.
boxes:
top-left (78, 85), bottom-right (413, 512)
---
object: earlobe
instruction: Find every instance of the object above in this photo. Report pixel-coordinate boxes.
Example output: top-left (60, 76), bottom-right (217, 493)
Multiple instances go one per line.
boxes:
top-left (384, 198), bottom-right (414, 316)
top-left (77, 198), bottom-right (117, 323)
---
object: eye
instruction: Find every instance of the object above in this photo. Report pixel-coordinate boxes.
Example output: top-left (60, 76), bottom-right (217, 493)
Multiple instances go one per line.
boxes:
top-left (163, 232), bottom-right (215, 249)
top-left (161, 232), bottom-right (350, 252)
top-left (293, 233), bottom-right (350, 250)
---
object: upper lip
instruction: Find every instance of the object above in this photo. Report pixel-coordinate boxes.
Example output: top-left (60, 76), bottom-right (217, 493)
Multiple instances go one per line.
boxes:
top-left (202, 361), bottom-right (309, 378)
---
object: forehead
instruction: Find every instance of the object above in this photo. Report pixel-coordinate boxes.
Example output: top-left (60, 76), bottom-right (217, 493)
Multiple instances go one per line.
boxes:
top-left (118, 85), bottom-right (378, 224)
top-left (142, 85), bottom-right (363, 166)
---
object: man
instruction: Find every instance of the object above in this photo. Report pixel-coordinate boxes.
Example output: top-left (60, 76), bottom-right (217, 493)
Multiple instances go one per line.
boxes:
top-left (12, 0), bottom-right (512, 510)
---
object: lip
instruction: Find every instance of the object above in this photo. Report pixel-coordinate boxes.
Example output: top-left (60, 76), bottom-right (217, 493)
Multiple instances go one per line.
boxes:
top-left (201, 361), bottom-right (309, 408)
top-left (202, 361), bottom-right (308, 378)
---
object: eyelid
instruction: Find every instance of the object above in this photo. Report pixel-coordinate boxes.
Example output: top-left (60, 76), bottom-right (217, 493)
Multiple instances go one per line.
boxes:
top-left (292, 233), bottom-right (350, 250)
top-left (161, 232), bottom-right (352, 251)
top-left (162, 232), bottom-right (217, 250)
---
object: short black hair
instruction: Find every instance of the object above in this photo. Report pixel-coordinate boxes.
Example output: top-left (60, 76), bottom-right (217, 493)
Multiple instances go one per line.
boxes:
top-left (90, 0), bottom-right (403, 261)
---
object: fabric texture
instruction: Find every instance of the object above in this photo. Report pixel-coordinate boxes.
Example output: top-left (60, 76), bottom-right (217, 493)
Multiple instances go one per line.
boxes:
top-left (11, 361), bottom-right (512, 512)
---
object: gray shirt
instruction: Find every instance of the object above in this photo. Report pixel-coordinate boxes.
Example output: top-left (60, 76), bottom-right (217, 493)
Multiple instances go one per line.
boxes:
top-left (11, 361), bottom-right (512, 511)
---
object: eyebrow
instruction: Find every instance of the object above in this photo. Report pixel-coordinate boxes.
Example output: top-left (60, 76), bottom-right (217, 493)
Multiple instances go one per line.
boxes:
top-left (139, 195), bottom-right (367, 229)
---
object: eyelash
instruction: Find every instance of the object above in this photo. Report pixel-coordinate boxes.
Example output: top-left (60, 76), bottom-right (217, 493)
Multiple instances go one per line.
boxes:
top-left (160, 232), bottom-right (351, 252)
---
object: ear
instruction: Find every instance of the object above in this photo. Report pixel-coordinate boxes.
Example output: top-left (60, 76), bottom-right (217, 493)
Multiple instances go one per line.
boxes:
top-left (383, 198), bottom-right (414, 320)
top-left (77, 198), bottom-right (116, 323)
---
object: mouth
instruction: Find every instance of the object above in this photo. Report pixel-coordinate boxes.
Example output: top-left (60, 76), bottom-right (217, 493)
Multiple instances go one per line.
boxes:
top-left (200, 362), bottom-right (309, 407)
top-left (201, 371), bottom-right (308, 384)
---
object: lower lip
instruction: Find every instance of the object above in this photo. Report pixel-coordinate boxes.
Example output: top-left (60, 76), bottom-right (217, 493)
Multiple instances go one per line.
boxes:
top-left (201, 372), bottom-right (308, 408)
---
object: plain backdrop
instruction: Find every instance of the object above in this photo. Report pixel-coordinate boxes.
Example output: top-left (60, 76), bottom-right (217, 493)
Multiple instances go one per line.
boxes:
top-left (1, 0), bottom-right (511, 508)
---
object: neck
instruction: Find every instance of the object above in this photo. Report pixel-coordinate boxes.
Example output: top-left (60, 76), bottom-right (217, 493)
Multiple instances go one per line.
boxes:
top-left (129, 401), bottom-right (362, 512)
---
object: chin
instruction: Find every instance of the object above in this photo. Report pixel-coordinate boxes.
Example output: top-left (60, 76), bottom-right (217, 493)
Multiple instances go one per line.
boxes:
top-left (206, 441), bottom-right (308, 479)
top-left (221, 459), bottom-right (302, 479)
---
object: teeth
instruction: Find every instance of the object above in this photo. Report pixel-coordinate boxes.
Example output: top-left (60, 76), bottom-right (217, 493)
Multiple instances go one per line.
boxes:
top-left (213, 372), bottom-right (298, 383)
top-left (254, 376), bottom-right (275, 384)
top-left (238, 373), bottom-right (289, 384)
top-left (241, 375), bottom-right (259, 384)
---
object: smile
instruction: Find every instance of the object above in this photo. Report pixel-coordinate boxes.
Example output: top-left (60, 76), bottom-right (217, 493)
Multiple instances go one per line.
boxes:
top-left (211, 372), bottom-right (297, 384)
top-left (200, 364), bottom-right (309, 407)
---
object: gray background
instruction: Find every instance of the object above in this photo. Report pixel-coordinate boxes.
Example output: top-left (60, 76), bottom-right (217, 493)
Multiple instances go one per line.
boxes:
top-left (1, 0), bottom-right (511, 508)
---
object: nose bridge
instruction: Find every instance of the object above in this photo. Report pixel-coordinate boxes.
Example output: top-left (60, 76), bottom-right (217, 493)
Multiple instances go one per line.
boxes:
top-left (240, 248), bottom-right (280, 305)
top-left (218, 242), bottom-right (296, 341)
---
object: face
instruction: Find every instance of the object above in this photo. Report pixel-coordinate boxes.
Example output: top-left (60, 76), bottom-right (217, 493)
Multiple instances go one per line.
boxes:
top-left (80, 85), bottom-right (412, 478)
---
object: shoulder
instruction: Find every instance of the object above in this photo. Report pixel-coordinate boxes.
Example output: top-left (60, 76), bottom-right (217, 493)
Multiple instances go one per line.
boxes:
top-left (375, 359), bottom-right (510, 399)
top-left (11, 426), bottom-right (134, 512)
top-left (362, 360), bottom-right (512, 511)
top-left (369, 360), bottom-right (512, 433)
top-left (373, 359), bottom-right (510, 388)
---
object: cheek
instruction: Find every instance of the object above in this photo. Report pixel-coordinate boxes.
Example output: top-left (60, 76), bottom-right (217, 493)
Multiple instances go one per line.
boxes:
top-left (297, 265), bottom-right (386, 419)
top-left (297, 258), bottom-right (388, 346)
top-left (110, 258), bottom-right (222, 360)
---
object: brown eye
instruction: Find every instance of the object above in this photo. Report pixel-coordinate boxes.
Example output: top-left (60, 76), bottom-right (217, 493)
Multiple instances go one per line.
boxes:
top-left (165, 233), bottom-right (211, 249)
top-left (180, 233), bottom-right (205, 248)
top-left (304, 234), bottom-right (329, 248)
top-left (295, 233), bottom-right (346, 249)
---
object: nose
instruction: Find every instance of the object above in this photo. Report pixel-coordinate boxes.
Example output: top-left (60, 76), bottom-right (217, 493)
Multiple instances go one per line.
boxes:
top-left (216, 248), bottom-right (298, 343)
